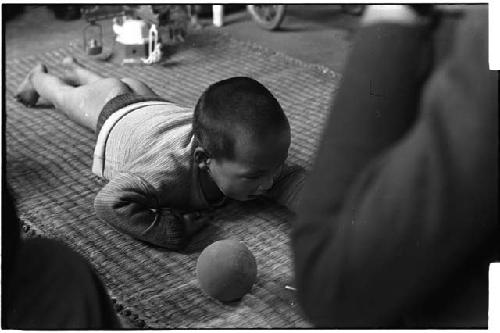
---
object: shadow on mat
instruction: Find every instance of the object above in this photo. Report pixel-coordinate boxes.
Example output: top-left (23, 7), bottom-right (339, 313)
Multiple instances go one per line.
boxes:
top-left (140, 223), bottom-right (223, 254)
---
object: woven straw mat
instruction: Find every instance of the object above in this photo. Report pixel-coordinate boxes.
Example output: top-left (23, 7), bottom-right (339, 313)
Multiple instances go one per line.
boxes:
top-left (4, 29), bottom-right (341, 328)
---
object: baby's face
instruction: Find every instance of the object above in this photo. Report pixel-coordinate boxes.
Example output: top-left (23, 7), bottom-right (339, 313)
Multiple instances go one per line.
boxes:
top-left (208, 129), bottom-right (290, 201)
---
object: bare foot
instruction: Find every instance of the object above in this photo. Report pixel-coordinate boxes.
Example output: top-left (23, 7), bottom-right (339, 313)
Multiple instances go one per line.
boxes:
top-left (15, 63), bottom-right (48, 107)
top-left (61, 56), bottom-right (102, 85)
top-left (61, 56), bottom-right (81, 86)
top-left (62, 56), bottom-right (79, 67)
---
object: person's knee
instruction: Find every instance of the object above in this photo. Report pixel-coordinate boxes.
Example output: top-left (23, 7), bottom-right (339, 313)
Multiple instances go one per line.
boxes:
top-left (22, 238), bottom-right (93, 275)
top-left (8, 238), bottom-right (119, 329)
top-left (19, 238), bottom-right (105, 304)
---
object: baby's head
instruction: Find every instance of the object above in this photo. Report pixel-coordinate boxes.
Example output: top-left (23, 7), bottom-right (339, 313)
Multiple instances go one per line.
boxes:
top-left (193, 77), bottom-right (290, 201)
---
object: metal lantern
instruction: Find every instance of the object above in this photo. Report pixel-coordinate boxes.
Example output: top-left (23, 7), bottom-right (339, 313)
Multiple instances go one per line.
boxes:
top-left (83, 20), bottom-right (103, 55)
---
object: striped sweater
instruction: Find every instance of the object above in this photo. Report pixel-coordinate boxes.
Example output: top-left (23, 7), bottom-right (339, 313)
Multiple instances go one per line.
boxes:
top-left (92, 101), bottom-right (305, 250)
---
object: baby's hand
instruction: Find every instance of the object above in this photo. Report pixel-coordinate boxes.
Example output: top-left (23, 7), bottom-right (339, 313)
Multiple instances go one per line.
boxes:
top-left (182, 211), bottom-right (213, 236)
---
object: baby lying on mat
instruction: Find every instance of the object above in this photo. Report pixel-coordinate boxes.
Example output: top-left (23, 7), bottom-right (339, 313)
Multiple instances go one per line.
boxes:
top-left (15, 58), bottom-right (305, 250)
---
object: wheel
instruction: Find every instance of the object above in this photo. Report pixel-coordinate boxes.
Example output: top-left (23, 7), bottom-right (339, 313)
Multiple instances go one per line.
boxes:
top-left (247, 5), bottom-right (286, 30)
top-left (341, 5), bottom-right (365, 16)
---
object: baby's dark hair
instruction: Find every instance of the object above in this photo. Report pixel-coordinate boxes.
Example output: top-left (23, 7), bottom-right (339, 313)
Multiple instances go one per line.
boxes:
top-left (193, 77), bottom-right (289, 160)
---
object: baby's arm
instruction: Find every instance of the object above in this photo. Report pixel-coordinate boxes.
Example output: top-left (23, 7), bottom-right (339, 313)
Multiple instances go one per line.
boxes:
top-left (94, 173), bottom-right (206, 250)
top-left (264, 163), bottom-right (307, 212)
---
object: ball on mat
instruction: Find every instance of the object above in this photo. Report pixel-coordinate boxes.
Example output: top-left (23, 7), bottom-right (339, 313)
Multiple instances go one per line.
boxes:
top-left (196, 239), bottom-right (257, 302)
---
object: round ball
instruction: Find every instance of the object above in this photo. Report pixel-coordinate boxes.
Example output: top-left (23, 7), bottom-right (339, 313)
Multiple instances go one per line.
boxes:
top-left (196, 239), bottom-right (257, 302)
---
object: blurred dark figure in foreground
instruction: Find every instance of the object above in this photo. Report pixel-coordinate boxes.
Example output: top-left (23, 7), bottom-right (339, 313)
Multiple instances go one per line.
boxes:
top-left (293, 5), bottom-right (498, 328)
top-left (4, 4), bottom-right (25, 21)
top-left (2, 188), bottom-right (121, 329)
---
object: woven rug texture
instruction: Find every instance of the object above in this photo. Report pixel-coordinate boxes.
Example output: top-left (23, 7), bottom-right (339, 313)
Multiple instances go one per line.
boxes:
top-left (4, 29), bottom-right (341, 328)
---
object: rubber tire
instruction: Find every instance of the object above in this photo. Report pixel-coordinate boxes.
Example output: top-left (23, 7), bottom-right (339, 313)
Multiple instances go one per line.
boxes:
top-left (341, 5), bottom-right (365, 16)
top-left (247, 5), bottom-right (286, 31)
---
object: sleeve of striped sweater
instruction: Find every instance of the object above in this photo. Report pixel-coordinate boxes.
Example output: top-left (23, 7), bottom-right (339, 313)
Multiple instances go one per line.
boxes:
top-left (94, 172), bottom-right (187, 250)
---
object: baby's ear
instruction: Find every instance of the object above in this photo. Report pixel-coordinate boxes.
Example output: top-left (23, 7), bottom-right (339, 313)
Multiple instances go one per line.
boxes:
top-left (194, 147), bottom-right (210, 169)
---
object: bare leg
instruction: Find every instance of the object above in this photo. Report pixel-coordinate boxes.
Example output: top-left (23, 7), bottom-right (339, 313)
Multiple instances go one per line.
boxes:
top-left (62, 56), bottom-right (159, 98)
top-left (15, 64), bottom-right (48, 106)
top-left (16, 64), bottom-right (132, 131)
